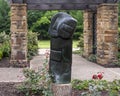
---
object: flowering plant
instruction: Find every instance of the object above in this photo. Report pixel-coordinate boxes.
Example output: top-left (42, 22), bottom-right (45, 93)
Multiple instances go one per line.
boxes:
top-left (92, 72), bottom-right (104, 80)
top-left (18, 50), bottom-right (53, 96)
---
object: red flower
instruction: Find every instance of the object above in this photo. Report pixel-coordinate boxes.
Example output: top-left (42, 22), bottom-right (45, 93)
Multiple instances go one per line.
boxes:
top-left (92, 72), bottom-right (104, 80)
top-left (92, 74), bottom-right (98, 79)
top-left (97, 73), bottom-right (103, 79)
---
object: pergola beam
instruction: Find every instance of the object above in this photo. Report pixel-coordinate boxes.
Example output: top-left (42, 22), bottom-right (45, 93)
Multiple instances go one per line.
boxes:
top-left (11, 0), bottom-right (119, 4)
top-left (27, 4), bottom-right (98, 10)
top-left (9, 0), bottom-right (119, 10)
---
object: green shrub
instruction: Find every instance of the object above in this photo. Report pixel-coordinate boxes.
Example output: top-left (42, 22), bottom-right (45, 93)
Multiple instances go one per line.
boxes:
top-left (0, 32), bottom-right (9, 43)
top-left (0, 32), bottom-right (10, 59)
top-left (2, 41), bottom-right (10, 57)
top-left (18, 57), bottom-right (53, 96)
top-left (0, 50), bottom-right (3, 60)
top-left (77, 34), bottom-right (84, 55)
top-left (27, 31), bottom-right (38, 60)
top-left (72, 79), bottom-right (120, 96)
top-left (88, 54), bottom-right (97, 63)
top-left (118, 28), bottom-right (120, 50)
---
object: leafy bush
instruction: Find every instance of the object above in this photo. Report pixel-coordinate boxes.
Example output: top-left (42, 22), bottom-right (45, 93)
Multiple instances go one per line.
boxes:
top-left (0, 31), bottom-right (9, 43)
top-left (27, 31), bottom-right (38, 60)
top-left (88, 54), bottom-right (97, 63)
top-left (77, 34), bottom-right (84, 49)
top-left (0, 32), bottom-right (10, 60)
top-left (0, 0), bottom-right (10, 34)
top-left (2, 41), bottom-right (10, 57)
top-left (72, 79), bottom-right (120, 96)
top-left (18, 55), bottom-right (53, 96)
top-left (76, 34), bottom-right (84, 55)
top-left (118, 28), bottom-right (120, 50)
top-left (0, 50), bottom-right (3, 60)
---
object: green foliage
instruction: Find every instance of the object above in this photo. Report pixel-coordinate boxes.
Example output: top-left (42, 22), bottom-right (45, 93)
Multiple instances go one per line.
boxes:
top-left (0, 31), bottom-right (9, 43)
top-left (0, 50), bottom-right (3, 60)
top-left (116, 28), bottom-right (120, 66)
top-left (118, 28), bottom-right (120, 49)
top-left (28, 10), bottom-right (83, 40)
top-left (27, 11), bottom-right (45, 29)
top-left (72, 79), bottom-right (89, 90)
top-left (72, 79), bottom-right (120, 96)
top-left (30, 11), bottom-right (58, 39)
top-left (18, 58), bottom-right (53, 96)
top-left (68, 10), bottom-right (83, 39)
top-left (0, 0), bottom-right (10, 34)
top-left (0, 32), bottom-right (10, 60)
top-left (27, 31), bottom-right (38, 60)
top-left (118, 2), bottom-right (120, 27)
top-left (77, 34), bottom-right (84, 48)
top-left (88, 54), bottom-right (97, 63)
top-left (1, 41), bottom-right (10, 57)
top-left (76, 33), bottom-right (84, 55)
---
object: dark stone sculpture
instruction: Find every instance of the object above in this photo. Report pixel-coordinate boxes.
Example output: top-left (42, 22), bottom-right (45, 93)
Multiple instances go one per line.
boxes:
top-left (48, 12), bottom-right (77, 84)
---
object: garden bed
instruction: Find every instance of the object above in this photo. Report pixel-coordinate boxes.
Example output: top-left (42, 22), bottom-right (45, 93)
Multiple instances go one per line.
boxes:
top-left (0, 57), bottom-right (10, 67)
top-left (0, 82), bottom-right (23, 96)
top-left (0, 82), bottom-right (111, 96)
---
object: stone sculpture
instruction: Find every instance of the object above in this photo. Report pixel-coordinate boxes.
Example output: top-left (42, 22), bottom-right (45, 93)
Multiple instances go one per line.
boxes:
top-left (48, 12), bottom-right (77, 84)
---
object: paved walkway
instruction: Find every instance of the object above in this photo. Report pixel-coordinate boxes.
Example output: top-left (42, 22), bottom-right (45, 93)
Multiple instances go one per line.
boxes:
top-left (0, 49), bottom-right (120, 82)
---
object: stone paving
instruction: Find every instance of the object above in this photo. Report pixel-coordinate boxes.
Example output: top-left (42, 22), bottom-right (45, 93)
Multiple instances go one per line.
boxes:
top-left (0, 49), bottom-right (120, 82)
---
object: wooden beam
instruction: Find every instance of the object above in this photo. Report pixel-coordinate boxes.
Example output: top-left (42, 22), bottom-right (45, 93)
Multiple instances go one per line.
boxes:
top-left (27, 3), bottom-right (97, 10)
top-left (27, 0), bottom-right (104, 4)
top-left (12, 0), bottom-right (24, 3)
top-left (11, 0), bottom-right (119, 4)
top-left (10, 0), bottom-right (119, 10)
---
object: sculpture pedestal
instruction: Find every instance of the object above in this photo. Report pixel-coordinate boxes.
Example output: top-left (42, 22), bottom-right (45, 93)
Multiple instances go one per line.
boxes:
top-left (52, 83), bottom-right (72, 96)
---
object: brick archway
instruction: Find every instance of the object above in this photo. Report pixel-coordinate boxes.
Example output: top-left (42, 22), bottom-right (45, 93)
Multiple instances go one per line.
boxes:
top-left (9, 0), bottom-right (119, 67)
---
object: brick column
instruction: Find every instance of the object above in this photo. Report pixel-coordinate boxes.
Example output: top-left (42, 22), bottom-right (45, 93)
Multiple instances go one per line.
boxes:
top-left (10, 4), bottom-right (28, 67)
top-left (83, 10), bottom-right (93, 58)
top-left (97, 4), bottom-right (118, 65)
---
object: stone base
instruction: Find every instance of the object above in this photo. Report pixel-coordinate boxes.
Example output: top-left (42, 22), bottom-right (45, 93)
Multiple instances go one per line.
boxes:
top-left (52, 83), bottom-right (72, 96)
top-left (10, 60), bottom-right (29, 68)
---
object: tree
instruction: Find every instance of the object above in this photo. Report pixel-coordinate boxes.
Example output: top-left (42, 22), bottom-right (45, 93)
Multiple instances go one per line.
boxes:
top-left (29, 11), bottom-right (58, 39)
top-left (0, 0), bottom-right (10, 34)
top-left (69, 10), bottom-right (83, 39)
top-left (28, 10), bottom-right (83, 40)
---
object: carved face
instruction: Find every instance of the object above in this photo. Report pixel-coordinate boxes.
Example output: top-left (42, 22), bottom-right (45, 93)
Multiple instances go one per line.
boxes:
top-left (49, 12), bottom-right (77, 39)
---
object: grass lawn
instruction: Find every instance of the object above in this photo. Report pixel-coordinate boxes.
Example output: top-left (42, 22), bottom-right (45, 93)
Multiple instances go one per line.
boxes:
top-left (38, 40), bottom-right (79, 49)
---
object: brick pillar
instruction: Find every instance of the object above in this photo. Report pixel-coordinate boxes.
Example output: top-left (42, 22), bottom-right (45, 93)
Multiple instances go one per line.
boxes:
top-left (97, 4), bottom-right (118, 65)
top-left (83, 10), bottom-right (93, 58)
top-left (10, 4), bottom-right (28, 67)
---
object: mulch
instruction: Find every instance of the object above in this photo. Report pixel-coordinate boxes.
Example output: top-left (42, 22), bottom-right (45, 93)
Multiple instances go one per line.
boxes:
top-left (0, 82), bottom-right (110, 96)
top-left (0, 57), bottom-right (10, 68)
top-left (0, 82), bottom-right (24, 96)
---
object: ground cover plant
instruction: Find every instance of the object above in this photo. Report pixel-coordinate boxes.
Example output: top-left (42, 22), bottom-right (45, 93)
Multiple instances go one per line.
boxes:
top-left (72, 79), bottom-right (120, 96)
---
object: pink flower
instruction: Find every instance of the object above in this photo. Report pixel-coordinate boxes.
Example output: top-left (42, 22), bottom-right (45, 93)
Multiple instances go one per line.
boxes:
top-left (45, 50), bottom-right (50, 59)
